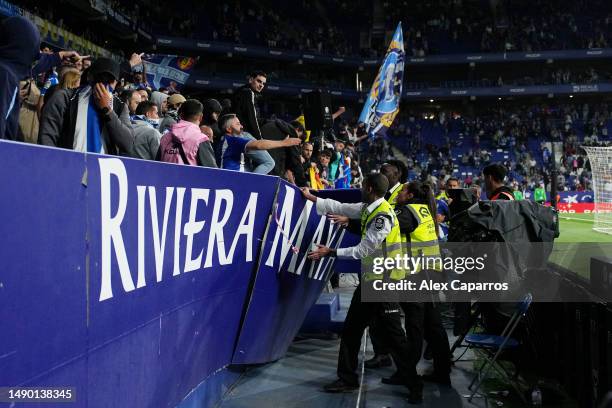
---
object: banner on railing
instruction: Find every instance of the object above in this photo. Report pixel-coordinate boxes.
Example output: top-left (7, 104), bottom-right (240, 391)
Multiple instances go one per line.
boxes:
top-left (0, 140), bottom-right (356, 407)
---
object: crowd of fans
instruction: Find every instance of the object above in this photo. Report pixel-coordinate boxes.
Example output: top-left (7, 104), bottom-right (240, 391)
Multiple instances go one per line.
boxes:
top-left (13, 0), bottom-right (612, 61)
top-left (380, 0), bottom-right (612, 58)
top-left (2, 15), bottom-right (374, 191)
top-left (3, 12), bottom-right (610, 201)
top-left (407, 66), bottom-right (611, 90)
top-left (386, 102), bottom-right (612, 197)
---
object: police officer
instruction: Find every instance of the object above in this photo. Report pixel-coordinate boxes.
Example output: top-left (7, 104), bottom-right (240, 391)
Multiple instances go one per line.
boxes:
top-left (302, 173), bottom-right (423, 404)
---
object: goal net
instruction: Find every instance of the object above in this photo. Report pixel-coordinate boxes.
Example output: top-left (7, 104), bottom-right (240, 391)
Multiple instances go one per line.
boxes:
top-left (583, 146), bottom-right (612, 234)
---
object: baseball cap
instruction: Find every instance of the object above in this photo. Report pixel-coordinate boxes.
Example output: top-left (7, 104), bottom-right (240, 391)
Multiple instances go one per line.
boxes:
top-left (168, 94), bottom-right (186, 105)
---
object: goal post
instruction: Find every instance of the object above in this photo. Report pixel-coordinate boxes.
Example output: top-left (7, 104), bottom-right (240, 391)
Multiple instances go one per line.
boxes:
top-left (583, 146), bottom-right (612, 235)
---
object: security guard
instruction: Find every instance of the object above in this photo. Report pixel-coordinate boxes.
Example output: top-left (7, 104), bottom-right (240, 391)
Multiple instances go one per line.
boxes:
top-left (365, 163), bottom-right (405, 369)
top-left (302, 173), bottom-right (423, 404)
top-left (382, 181), bottom-right (452, 386)
top-left (382, 162), bottom-right (403, 207)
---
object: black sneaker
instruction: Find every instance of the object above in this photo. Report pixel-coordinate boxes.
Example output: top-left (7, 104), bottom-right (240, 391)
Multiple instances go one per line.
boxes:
top-left (421, 373), bottom-right (451, 386)
top-left (323, 379), bottom-right (359, 393)
top-left (364, 354), bottom-right (392, 369)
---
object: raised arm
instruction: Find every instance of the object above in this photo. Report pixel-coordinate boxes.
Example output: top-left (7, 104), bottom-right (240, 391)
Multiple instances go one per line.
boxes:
top-left (245, 136), bottom-right (301, 151)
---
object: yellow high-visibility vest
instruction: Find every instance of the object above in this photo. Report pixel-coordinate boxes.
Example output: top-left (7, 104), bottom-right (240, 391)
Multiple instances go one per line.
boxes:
top-left (387, 184), bottom-right (409, 259)
top-left (407, 203), bottom-right (442, 272)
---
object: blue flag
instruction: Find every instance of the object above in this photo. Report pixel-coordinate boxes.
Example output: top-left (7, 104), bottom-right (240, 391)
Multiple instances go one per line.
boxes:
top-left (334, 153), bottom-right (352, 189)
top-left (358, 23), bottom-right (404, 139)
top-left (142, 54), bottom-right (197, 91)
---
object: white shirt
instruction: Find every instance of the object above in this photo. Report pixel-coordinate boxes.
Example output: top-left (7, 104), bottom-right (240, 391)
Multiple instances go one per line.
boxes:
top-left (316, 197), bottom-right (392, 260)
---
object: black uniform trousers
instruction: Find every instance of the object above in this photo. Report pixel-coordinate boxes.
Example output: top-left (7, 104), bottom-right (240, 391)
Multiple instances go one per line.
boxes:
top-left (369, 275), bottom-right (452, 377)
top-left (337, 283), bottom-right (422, 391)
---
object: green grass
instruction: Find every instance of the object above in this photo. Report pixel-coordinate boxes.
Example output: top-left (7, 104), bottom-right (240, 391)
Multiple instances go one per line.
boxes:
top-left (550, 213), bottom-right (612, 278)
top-left (556, 213), bottom-right (612, 243)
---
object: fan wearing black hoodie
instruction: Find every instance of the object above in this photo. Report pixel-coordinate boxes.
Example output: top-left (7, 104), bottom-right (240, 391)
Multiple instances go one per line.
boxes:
top-left (233, 70), bottom-right (266, 139)
top-left (0, 16), bottom-right (40, 140)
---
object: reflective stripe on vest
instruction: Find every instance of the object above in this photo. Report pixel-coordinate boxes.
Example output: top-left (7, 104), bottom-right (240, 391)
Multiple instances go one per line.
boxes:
top-left (361, 199), bottom-right (405, 280)
top-left (387, 186), bottom-right (409, 260)
top-left (387, 184), bottom-right (402, 208)
top-left (407, 203), bottom-right (442, 272)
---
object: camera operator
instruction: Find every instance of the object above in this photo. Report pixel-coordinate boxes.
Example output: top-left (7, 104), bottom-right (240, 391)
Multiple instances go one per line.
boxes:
top-left (38, 58), bottom-right (134, 155)
top-left (483, 163), bottom-right (515, 201)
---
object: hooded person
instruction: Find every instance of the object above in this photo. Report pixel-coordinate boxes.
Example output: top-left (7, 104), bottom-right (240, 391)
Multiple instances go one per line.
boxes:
top-left (38, 57), bottom-right (134, 155)
top-left (0, 16), bottom-right (40, 140)
top-left (157, 99), bottom-right (217, 168)
top-left (150, 91), bottom-right (168, 118)
top-left (159, 93), bottom-right (186, 134)
top-left (201, 98), bottom-right (223, 165)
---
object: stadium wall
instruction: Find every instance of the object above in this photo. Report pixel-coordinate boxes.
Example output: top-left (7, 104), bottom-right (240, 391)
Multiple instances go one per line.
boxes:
top-left (0, 140), bottom-right (358, 407)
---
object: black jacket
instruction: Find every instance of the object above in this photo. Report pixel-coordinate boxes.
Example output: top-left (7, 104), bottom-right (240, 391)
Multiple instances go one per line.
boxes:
top-left (0, 17), bottom-right (40, 140)
top-left (489, 186), bottom-right (515, 200)
top-left (260, 119), bottom-right (302, 180)
top-left (202, 115), bottom-right (222, 167)
top-left (234, 85), bottom-right (262, 139)
top-left (38, 87), bottom-right (134, 156)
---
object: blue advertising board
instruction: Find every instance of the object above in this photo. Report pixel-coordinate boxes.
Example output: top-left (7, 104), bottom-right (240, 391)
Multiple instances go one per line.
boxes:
top-left (0, 141), bottom-right (358, 407)
top-left (232, 182), bottom-right (348, 364)
top-left (84, 158), bottom-right (278, 407)
top-left (0, 143), bottom-right (89, 397)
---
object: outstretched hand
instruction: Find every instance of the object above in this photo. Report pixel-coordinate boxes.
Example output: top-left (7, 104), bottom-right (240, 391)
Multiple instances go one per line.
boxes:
top-left (129, 52), bottom-right (145, 68)
top-left (300, 187), bottom-right (317, 202)
top-left (307, 244), bottom-right (332, 260)
top-left (58, 50), bottom-right (80, 62)
top-left (327, 213), bottom-right (349, 227)
top-left (283, 136), bottom-right (302, 147)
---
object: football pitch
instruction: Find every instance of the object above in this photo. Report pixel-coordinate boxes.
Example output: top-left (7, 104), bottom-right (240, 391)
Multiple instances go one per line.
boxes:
top-left (550, 213), bottom-right (612, 278)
